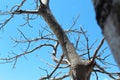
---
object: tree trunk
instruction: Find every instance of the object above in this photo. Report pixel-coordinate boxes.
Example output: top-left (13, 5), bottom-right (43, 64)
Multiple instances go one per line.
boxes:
top-left (92, 0), bottom-right (120, 67)
top-left (38, 1), bottom-right (95, 79)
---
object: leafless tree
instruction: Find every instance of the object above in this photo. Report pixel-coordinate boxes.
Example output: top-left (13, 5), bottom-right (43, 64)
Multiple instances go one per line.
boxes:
top-left (0, 0), bottom-right (120, 80)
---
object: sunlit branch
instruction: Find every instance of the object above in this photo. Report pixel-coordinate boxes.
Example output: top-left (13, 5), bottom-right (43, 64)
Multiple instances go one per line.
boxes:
top-left (91, 38), bottom-right (105, 63)
top-left (40, 54), bottom-right (64, 80)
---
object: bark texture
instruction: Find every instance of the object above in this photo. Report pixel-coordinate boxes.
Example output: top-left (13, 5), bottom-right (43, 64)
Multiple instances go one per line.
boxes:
top-left (92, 0), bottom-right (120, 67)
top-left (38, 1), bottom-right (95, 80)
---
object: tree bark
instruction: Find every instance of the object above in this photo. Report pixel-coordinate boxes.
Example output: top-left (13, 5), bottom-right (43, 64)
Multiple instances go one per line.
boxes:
top-left (38, 1), bottom-right (95, 80)
top-left (92, 0), bottom-right (120, 67)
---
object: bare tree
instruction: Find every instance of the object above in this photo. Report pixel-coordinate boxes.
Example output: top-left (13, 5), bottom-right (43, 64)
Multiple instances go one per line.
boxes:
top-left (92, 0), bottom-right (120, 67)
top-left (0, 0), bottom-right (120, 80)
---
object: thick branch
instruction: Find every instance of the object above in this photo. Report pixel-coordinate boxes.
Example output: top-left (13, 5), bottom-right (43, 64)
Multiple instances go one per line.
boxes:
top-left (38, 3), bottom-right (80, 64)
top-left (12, 1), bottom-right (96, 80)
top-left (38, 2), bottom-right (95, 80)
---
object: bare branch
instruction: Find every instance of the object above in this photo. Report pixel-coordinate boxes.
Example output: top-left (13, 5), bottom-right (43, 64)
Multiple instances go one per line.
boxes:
top-left (95, 63), bottom-right (120, 79)
top-left (0, 0), bottom-right (27, 29)
top-left (40, 54), bottom-right (64, 80)
top-left (92, 38), bottom-right (105, 63)
top-left (12, 10), bottom-right (38, 14)
top-left (80, 27), bottom-right (91, 59)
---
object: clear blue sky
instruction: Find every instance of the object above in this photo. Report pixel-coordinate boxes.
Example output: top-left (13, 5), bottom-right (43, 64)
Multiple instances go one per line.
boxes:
top-left (0, 0), bottom-right (119, 80)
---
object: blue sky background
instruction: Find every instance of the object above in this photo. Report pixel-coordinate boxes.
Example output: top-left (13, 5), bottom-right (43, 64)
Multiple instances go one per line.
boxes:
top-left (0, 0), bottom-right (119, 80)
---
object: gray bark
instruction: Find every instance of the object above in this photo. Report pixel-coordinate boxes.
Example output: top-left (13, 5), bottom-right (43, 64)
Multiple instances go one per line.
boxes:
top-left (38, 1), bottom-right (95, 80)
top-left (92, 0), bottom-right (120, 67)
top-left (12, 1), bottom-right (98, 79)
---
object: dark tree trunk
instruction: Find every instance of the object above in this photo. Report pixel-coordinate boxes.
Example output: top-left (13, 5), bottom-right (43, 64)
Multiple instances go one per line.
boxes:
top-left (92, 0), bottom-right (120, 67)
